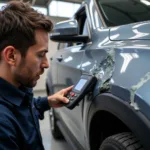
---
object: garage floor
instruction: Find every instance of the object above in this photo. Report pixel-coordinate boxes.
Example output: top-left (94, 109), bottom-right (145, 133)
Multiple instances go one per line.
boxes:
top-left (39, 111), bottom-right (71, 150)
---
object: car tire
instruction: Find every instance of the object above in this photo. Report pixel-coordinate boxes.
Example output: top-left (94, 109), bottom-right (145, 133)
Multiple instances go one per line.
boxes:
top-left (49, 108), bottom-right (63, 139)
top-left (99, 132), bottom-right (144, 150)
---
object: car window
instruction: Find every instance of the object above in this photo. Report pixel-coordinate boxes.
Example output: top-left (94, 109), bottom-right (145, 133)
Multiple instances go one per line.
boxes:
top-left (97, 0), bottom-right (150, 27)
top-left (76, 10), bottom-right (87, 35)
top-left (82, 19), bottom-right (88, 35)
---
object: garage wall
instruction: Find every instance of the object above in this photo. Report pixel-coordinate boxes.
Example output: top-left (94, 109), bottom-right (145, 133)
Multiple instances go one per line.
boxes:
top-left (33, 16), bottom-right (68, 97)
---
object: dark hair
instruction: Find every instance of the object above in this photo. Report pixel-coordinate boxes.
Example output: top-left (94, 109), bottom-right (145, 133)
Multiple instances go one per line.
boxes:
top-left (0, 1), bottom-right (53, 57)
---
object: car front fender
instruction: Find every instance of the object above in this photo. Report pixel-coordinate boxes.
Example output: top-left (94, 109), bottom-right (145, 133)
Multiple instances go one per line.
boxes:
top-left (86, 93), bottom-right (150, 150)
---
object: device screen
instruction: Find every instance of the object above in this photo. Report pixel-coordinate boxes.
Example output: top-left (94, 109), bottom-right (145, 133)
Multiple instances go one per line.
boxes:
top-left (74, 79), bottom-right (87, 91)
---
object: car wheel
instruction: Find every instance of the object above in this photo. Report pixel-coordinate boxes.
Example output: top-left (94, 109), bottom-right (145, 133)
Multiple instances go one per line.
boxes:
top-left (49, 108), bottom-right (63, 139)
top-left (99, 132), bottom-right (144, 150)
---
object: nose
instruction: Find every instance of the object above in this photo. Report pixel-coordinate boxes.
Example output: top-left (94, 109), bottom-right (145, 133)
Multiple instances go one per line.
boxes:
top-left (41, 56), bottom-right (49, 69)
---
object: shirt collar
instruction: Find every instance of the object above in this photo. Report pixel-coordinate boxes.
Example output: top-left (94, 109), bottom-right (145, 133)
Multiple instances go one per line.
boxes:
top-left (0, 77), bottom-right (33, 106)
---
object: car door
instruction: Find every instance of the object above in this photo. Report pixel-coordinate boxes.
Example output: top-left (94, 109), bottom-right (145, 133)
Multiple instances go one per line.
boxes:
top-left (49, 43), bottom-right (68, 94)
top-left (55, 2), bottom-right (113, 149)
top-left (56, 7), bottom-right (89, 149)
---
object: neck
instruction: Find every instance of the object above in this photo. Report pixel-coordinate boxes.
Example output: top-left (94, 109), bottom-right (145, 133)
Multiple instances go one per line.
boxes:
top-left (0, 63), bottom-right (20, 87)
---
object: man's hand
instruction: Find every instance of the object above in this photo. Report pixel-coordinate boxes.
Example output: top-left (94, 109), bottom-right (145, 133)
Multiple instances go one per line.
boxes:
top-left (48, 86), bottom-right (73, 108)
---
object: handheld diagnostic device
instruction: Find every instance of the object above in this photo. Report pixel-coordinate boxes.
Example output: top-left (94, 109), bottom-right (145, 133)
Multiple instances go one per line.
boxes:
top-left (63, 74), bottom-right (97, 109)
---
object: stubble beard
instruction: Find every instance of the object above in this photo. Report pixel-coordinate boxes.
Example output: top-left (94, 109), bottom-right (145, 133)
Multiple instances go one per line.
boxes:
top-left (15, 73), bottom-right (37, 88)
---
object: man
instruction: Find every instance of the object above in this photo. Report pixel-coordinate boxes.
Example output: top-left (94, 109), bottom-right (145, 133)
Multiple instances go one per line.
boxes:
top-left (0, 1), bottom-right (72, 150)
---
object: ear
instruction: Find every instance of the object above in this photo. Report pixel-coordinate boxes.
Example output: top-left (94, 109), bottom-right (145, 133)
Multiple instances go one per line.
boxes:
top-left (2, 46), bottom-right (18, 66)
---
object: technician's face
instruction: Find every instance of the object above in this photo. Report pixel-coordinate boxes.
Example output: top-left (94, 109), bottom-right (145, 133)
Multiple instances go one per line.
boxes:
top-left (15, 29), bottom-right (49, 88)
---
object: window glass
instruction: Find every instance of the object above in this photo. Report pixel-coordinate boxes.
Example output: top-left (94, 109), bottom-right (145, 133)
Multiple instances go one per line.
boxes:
top-left (97, 0), bottom-right (150, 26)
top-left (33, 6), bottom-right (47, 15)
top-left (82, 19), bottom-right (88, 35)
top-left (0, 2), bottom-right (47, 15)
top-left (49, 1), bottom-right (58, 16)
top-left (49, 1), bottom-right (80, 18)
top-left (57, 2), bottom-right (74, 17)
top-left (0, 3), bottom-right (6, 10)
top-left (74, 4), bottom-right (81, 13)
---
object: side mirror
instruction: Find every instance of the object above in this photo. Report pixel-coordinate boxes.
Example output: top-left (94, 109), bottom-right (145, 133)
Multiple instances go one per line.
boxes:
top-left (53, 19), bottom-right (79, 36)
top-left (50, 19), bottom-right (89, 43)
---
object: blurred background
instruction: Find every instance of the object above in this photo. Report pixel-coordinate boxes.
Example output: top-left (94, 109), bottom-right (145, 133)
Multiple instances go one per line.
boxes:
top-left (0, 0), bottom-right (83, 149)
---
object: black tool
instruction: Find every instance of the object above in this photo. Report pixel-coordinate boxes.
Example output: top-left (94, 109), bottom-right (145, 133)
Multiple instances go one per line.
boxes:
top-left (62, 74), bottom-right (97, 109)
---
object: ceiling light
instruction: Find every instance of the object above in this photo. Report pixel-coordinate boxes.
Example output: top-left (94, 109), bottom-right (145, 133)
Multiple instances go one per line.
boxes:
top-left (140, 0), bottom-right (150, 6)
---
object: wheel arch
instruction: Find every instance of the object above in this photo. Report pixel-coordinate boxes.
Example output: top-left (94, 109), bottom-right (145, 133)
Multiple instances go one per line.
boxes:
top-left (87, 93), bottom-right (150, 150)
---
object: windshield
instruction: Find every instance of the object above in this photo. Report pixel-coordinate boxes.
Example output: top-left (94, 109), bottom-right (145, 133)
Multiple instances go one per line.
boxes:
top-left (97, 0), bottom-right (150, 27)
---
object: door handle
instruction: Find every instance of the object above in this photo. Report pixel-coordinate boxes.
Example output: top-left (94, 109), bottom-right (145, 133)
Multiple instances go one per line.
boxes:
top-left (56, 56), bottom-right (63, 62)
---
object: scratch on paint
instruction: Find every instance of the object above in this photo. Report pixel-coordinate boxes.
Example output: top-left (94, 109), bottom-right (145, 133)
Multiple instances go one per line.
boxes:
top-left (130, 72), bottom-right (150, 110)
top-left (90, 48), bottom-right (115, 92)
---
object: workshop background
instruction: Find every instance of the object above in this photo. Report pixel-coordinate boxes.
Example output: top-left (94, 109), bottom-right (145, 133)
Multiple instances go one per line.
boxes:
top-left (0, 0), bottom-right (83, 149)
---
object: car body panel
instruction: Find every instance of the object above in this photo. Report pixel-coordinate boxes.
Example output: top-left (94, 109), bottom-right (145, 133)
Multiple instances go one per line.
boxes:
top-left (111, 43), bottom-right (150, 119)
top-left (110, 22), bottom-right (150, 40)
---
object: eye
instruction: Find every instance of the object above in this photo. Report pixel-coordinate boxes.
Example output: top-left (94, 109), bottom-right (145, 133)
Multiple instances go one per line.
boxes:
top-left (38, 54), bottom-right (43, 58)
top-left (37, 52), bottom-right (45, 58)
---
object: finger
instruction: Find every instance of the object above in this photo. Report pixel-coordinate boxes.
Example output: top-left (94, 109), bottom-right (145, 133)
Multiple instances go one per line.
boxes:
top-left (63, 97), bottom-right (69, 103)
top-left (55, 95), bottom-right (69, 103)
top-left (59, 97), bottom-right (69, 103)
top-left (64, 85), bottom-right (74, 95)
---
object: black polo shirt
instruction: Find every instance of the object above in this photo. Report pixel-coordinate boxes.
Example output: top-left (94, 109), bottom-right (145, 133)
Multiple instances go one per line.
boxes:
top-left (0, 77), bottom-right (50, 150)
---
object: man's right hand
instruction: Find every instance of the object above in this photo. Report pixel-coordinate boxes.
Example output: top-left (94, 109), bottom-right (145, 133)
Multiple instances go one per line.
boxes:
top-left (47, 85), bottom-right (73, 108)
